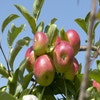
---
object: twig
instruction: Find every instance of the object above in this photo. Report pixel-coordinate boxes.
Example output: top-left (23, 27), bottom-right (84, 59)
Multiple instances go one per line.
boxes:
top-left (78, 0), bottom-right (97, 100)
top-left (0, 43), bottom-right (11, 77)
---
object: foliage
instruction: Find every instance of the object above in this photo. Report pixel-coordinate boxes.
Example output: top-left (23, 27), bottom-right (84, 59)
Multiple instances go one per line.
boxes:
top-left (0, 0), bottom-right (100, 100)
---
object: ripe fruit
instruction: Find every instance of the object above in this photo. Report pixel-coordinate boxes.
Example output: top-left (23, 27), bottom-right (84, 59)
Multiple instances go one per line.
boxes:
top-left (33, 32), bottom-right (49, 56)
top-left (53, 40), bottom-right (74, 73)
top-left (34, 55), bottom-right (55, 86)
top-left (63, 57), bottom-right (79, 81)
top-left (92, 80), bottom-right (100, 92)
top-left (54, 36), bottom-right (61, 47)
top-left (25, 46), bottom-right (35, 72)
top-left (66, 29), bottom-right (80, 55)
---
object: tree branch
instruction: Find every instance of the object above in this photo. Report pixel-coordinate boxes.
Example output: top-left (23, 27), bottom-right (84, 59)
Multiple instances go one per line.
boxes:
top-left (78, 0), bottom-right (97, 100)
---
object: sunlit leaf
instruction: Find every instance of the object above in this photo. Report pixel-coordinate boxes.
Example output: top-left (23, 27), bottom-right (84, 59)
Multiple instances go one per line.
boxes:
top-left (46, 24), bottom-right (58, 46)
top-left (75, 18), bottom-right (87, 33)
top-left (36, 21), bottom-right (44, 32)
top-left (9, 37), bottom-right (31, 69)
top-left (22, 72), bottom-right (33, 89)
top-left (0, 63), bottom-right (9, 78)
top-left (98, 0), bottom-right (100, 5)
top-left (7, 24), bottom-right (25, 48)
top-left (96, 10), bottom-right (100, 21)
top-left (1, 14), bottom-right (19, 33)
top-left (96, 60), bottom-right (100, 70)
top-left (0, 91), bottom-right (16, 100)
top-left (60, 28), bottom-right (69, 42)
top-left (89, 69), bottom-right (100, 83)
top-left (33, 0), bottom-right (44, 20)
top-left (15, 4), bottom-right (36, 34)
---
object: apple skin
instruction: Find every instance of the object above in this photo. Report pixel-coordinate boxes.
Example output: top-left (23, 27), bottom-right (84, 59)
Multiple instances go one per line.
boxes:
top-left (92, 80), bottom-right (100, 92)
top-left (54, 36), bottom-right (61, 47)
top-left (66, 29), bottom-right (80, 55)
top-left (53, 40), bottom-right (74, 73)
top-left (33, 32), bottom-right (48, 56)
top-left (25, 46), bottom-right (35, 72)
top-left (34, 55), bottom-right (55, 86)
top-left (63, 57), bottom-right (79, 81)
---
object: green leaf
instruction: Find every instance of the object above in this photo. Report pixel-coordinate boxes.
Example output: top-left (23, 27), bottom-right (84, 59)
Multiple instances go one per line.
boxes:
top-left (0, 63), bottom-right (9, 78)
top-left (89, 69), bottom-right (100, 83)
top-left (1, 14), bottom-right (19, 33)
top-left (93, 21), bottom-right (100, 33)
top-left (7, 24), bottom-right (25, 48)
top-left (8, 58), bottom-right (28, 95)
top-left (46, 24), bottom-right (58, 46)
top-left (75, 18), bottom-right (87, 33)
top-left (0, 91), bottom-right (17, 100)
top-left (96, 60), bottom-right (100, 70)
top-left (15, 4), bottom-right (36, 34)
top-left (95, 40), bottom-right (100, 47)
top-left (98, 0), bottom-right (100, 5)
top-left (9, 37), bottom-right (31, 69)
top-left (22, 72), bottom-right (33, 89)
top-left (60, 28), bottom-right (69, 42)
top-left (50, 18), bottom-right (57, 24)
top-left (36, 21), bottom-right (44, 32)
top-left (33, 0), bottom-right (44, 20)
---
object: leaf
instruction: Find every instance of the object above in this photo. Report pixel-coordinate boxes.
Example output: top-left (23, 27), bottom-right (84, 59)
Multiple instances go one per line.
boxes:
top-left (60, 28), bottom-right (69, 42)
top-left (98, 0), bottom-right (100, 5)
top-left (9, 37), bottom-right (31, 70)
top-left (89, 69), bottom-right (100, 83)
top-left (96, 10), bottom-right (100, 20)
top-left (93, 21), bottom-right (100, 33)
top-left (33, 0), bottom-right (44, 20)
top-left (36, 21), bottom-right (44, 32)
top-left (96, 60), bottom-right (100, 70)
top-left (46, 24), bottom-right (58, 46)
top-left (95, 40), bottom-right (100, 47)
top-left (1, 14), bottom-right (19, 33)
top-left (75, 18), bottom-right (87, 33)
top-left (50, 18), bottom-right (57, 24)
top-left (8, 58), bottom-right (28, 95)
top-left (7, 24), bottom-right (25, 48)
top-left (0, 91), bottom-right (17, 100)
top-left (14, 4), bottom-right (36, 34)
top-left (22, 72), bottom-right (33, 89)
top-left (0, 63), bottom-right (9, 78)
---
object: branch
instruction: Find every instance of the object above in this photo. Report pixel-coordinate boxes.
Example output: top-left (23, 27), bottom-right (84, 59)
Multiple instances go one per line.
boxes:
top-left (78, 0), bottom-right (97, 100)
top-left (0, 43), bottom-right (11, 77)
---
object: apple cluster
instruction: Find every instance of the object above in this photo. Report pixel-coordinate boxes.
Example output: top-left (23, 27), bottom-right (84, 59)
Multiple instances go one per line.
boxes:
top-left (25, 29), bottom-right (80, 86)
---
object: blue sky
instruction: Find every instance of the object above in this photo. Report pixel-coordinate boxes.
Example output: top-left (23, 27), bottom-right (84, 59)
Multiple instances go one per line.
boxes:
top-left (0, 0), bottom-right (100, 87)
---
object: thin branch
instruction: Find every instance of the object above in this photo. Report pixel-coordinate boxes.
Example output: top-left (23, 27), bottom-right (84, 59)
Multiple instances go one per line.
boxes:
top-left (78, 0), bottom-right (97, 100)
top-left (0, 43), bottom-right (11, 77)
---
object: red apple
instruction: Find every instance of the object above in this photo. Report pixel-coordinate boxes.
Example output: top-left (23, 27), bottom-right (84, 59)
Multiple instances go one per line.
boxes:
top-left (34, 55), bottom-right (55, 86)
top-left (63, 57), bottom-right (79, 81)
top-left (33, 32), bottom-right (49, 56)
top-left (66, 29), bottom-right (80, 55)
top-left (53, 40), bottom-right (74, 73)
top-left (25, 46), bottom-right (35, 72)
top-left (54, 36), bottom-right (61, 47)
top-left (92, 80), bottom-right (100, 92)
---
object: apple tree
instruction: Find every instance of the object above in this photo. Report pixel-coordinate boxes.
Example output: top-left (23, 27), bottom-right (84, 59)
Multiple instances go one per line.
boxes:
top-left (0, 0), bottom-right (100, 100)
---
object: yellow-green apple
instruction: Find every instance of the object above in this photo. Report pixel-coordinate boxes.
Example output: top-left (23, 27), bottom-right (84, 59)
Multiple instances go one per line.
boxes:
top-left (92, 80), bottom-right (100, 92)
top-left (66, 29), bottom-right (80, 55)
top-left (33, 32), bottom-right (49, 56)
top-left (34, 55), bottom-right (55, 86)
top-left (63, 57), bottom-right (79, 81)
top-left (25, 46), bottom-right (35, 72)
top-left (53, 40), bottom-right (74, 73)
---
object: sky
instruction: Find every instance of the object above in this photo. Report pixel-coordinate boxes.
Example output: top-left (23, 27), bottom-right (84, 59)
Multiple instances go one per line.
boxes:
top-left (0, 0), bottom-right (100, 88)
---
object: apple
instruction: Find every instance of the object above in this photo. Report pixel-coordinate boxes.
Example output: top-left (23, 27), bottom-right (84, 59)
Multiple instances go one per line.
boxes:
top-left (63, 57), bottom-right (79, 81)
top-left (66, 29), bottom-right (80, 55)
top-left (53, 40), bottom-right (74, 73)
top-left (92, 80), bottom-right (100, 92)
top-left (25, 46), bottom-right (35, 72)
top-left (54, 36), bottom-right (61, 47)
top-left (33, 32), bottom-right (49, 56)
top-left (34, 55), bottom-right (55, 86)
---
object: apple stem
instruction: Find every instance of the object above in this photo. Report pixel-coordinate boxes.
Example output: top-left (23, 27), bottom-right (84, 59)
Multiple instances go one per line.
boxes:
top-left (0, 43), bottom-right (11, 77)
